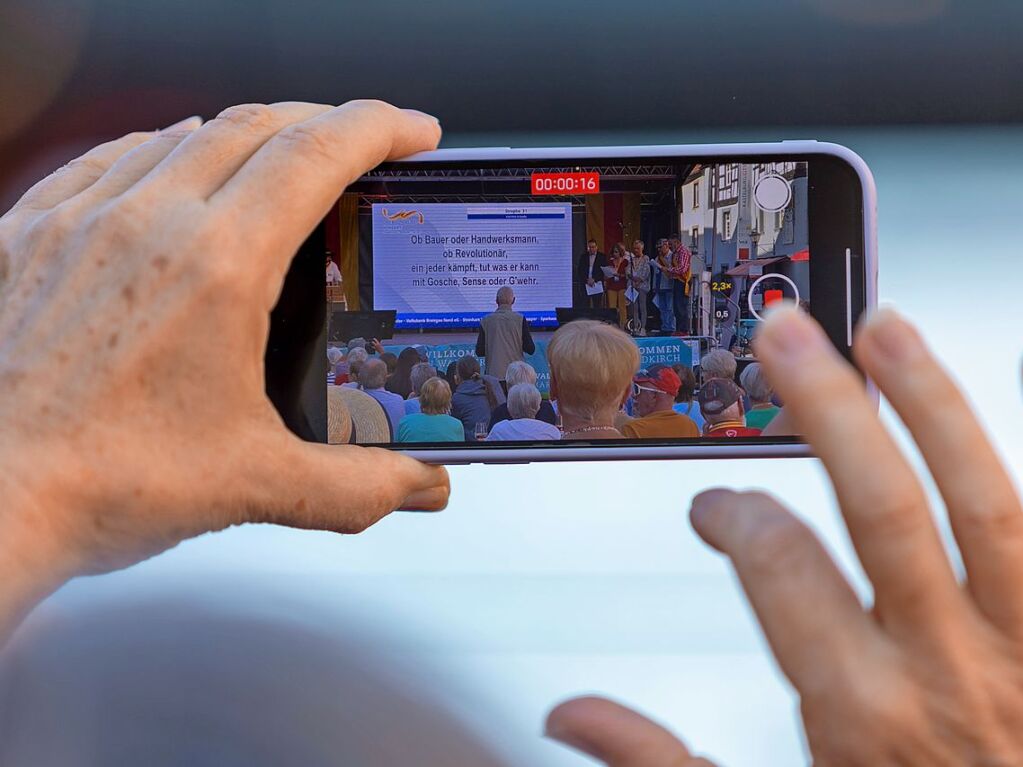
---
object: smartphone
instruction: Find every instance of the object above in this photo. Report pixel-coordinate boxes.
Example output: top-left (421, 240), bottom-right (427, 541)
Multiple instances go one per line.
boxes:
top-left (266, 141), bottom-right (877, 463)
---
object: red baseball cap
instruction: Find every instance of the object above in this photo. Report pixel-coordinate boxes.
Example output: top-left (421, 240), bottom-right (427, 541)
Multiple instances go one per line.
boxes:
top-left (634, 364), bottom-right (682, 397)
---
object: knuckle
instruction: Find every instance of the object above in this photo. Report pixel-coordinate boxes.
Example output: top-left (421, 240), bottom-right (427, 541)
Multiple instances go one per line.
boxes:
top-left (345, 98), bottom-right (398, 118)
top-left (865, 488), bottom-right (928, 541)
top-left (212, 103), bottom-right (279, 133)
top-left (274, 122), bottom-right (339, 164)
top-left (62, 154), bottom-right (109, 178)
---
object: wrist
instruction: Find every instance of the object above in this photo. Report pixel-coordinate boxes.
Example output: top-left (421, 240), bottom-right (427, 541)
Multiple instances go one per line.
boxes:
top-left (0, 456), bottom-right (76, 644)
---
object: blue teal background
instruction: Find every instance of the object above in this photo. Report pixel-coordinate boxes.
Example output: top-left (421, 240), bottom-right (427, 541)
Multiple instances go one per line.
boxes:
top-left (36, 126), bottom-right (1023, 765)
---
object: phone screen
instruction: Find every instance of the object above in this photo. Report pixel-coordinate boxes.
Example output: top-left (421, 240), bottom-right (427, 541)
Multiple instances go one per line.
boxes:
top-left (267, 149), bottom-right (869, 459)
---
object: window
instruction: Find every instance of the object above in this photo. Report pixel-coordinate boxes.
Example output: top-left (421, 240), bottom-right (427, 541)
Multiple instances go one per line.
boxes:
top-left (722, 210), bottom-right (732, 239)
top-left (692, 182), bottom-right (700, 208)
top-left (691, 226), bottom-right (699, 249)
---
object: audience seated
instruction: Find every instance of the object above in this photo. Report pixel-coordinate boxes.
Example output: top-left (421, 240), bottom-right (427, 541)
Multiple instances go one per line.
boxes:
top-left (621, 364), bottom-right (699, 439)
top-left (404, 362), bottom-right (438, 415)
top-left (699, 348), bottom-right (737, 383)
top-left (671, 363), bottom-right (705, 432)
top-left (397, 377), bottom-right (463, 443)
top-left (386, 347), bottom-right (421, 400)
top-left (449, 355), bottom-right (501, 441)
top-left (485, 384), bottom-right (561, 441)
top-left (341, 347), bottom-right (369, 389)
top-left (740, 362), bottom-right (780, 430)
top-left (487, 361), bottom-right (556, 430)
top-left (357, 358), bottom-right (406, 437)
top-left (547, 320), bottom-right (638, 440)
top-left (699, 377), bottom-right (761, 437)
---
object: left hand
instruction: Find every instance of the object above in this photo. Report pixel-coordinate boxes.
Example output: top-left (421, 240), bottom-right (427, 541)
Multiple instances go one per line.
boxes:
top-left (0, 100), bottom-right (450, 641)
top-left (546, 307), bottom-right (1023, 766)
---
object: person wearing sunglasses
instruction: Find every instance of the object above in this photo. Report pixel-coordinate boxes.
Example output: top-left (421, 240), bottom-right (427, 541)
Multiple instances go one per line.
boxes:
top-left (621, 364), bottom-right (700, 439)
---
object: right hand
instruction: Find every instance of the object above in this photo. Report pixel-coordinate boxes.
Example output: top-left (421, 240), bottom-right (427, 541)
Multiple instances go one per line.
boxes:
top-left (546, 307), bottom-right (1023, 765)
top-left (587, 278), bottom-right (595, 288)
top-left (0, 101), bottom-right (450, 633)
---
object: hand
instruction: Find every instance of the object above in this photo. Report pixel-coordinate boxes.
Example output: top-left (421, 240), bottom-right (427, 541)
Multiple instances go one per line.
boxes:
top-left (0, 101), bottom-right (450, 641)
top-left (371, 338), bottom-right (386, 355)
top-left (546, 307), bottom-right (1023, 765)
top-left (587, 278), bottom-right (595, 287)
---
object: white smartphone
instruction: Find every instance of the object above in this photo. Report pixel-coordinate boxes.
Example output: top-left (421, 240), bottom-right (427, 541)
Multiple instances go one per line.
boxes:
top-left (267, 141), bottom-right (877, 463)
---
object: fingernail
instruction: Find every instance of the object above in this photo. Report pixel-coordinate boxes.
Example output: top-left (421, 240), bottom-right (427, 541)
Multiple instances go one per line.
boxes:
top-left (402, 108), bottom-right (441, 125)
top-left (758, 305), bottom-right (825, 359)
top-left (160, 115), bottom-right (203, 132)
top-left (862, 307), bottom-right (923, 362)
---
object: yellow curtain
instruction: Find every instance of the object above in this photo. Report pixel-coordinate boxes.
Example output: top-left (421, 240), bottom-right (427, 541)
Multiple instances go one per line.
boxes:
top-left (621, 193), bottom-right (640, 249)
top-left (339, 193), bottom-right (359, 310)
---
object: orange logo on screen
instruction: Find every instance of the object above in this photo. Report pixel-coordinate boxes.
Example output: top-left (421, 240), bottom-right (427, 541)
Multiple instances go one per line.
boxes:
top-left (381, 208), bottom-right (424, 224)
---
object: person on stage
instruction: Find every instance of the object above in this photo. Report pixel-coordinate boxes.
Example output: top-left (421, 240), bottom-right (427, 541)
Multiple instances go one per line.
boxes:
top-left (576, 238), bottom-right (607, 309)
top-left (325, 251), bottom-right (342, 284)
top-left (651, 238), bottom-right (675, 333)
top-left (604, 242), bottom-right (629, 327)
top-left (475, 286), bottom-right (536, 386)
top-left (667, 235), bottom-right (693, 335)
top-left (629, 239), bottom-right (651, 336)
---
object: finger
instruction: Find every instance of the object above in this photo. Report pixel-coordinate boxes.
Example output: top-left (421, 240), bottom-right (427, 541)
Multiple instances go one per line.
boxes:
top-left (855, 308), bottom-right (1023, 633)
top-left (210, 100), bottom-right (441, 264)
top-left (545, 696), bottom-right (717, 767)
top-left (753, 307), bottom-right (963, 632)
top-left (690, 489), bottom-right (876, 697)
top-left (74, 117), bottom-right (203, 202)
top-left (11, 131), bottom-right (157, 212)
top-left (243, 434), bottom-right (449, 533)
top-left (133, 102), bottom-right (334, 200)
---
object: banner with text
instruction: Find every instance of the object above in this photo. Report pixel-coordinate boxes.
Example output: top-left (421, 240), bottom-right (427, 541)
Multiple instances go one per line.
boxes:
top-left (372, 203), bottom-right (573, 328)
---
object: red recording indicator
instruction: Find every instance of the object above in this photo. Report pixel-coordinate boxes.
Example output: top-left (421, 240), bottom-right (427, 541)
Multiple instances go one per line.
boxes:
top-left (531, 171), bottom-right (600, 195)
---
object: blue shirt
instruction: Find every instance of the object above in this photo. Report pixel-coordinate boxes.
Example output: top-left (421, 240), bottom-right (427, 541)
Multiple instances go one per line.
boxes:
top-left (397, 413), bottom-right (464, 443)
top-left (673, 400), bottom-right (705, 433)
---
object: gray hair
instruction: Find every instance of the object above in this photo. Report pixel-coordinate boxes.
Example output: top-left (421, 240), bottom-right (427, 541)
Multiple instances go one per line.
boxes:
top-left (700, 348), bottom-right (736, 381)
top-left (504, 361), bottom-right (537, 388)
top-left (359, 358), bottom-right (388, 390)
top-left (346, 346), bottom-right (369, 370)
top-left (739, 362), bottom-right (773, 403)
top-left (346, 337), bottom-right (367, 353)
top-left (507, 383), bottom-right (542, 420)
top-left (496, 286), bottom-right (515, 305)
top-left (326, 347), bottom-right (344, 366)
top-left (410, 362), bottom-right (438, 396)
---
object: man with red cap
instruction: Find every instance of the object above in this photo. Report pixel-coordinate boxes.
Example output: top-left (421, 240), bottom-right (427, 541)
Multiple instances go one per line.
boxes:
top-left (699, 377), bottom-right (763, 437)
top-left (622, 363), bottom-right (700, 439)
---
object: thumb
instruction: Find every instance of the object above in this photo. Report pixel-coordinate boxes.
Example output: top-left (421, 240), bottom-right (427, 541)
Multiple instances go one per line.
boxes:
top-left (545, 696), bottom-right (718, 767)
top-left (241, 432), bottom-right (450, 534)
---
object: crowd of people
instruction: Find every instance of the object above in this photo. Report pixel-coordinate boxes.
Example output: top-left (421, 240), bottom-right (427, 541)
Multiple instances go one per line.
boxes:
top-left (576, 234), bottom-right (694, 336)
top-left (326, 314), bottom-right (784, 445)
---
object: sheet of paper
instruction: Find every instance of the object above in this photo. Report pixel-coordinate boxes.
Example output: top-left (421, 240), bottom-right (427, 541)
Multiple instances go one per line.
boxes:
top-left (600, 265), bottom-right (617, 278)
top-left (585, 281), bottom-right (604, 296)
top-left (624, 285), bottom-right (639, 303)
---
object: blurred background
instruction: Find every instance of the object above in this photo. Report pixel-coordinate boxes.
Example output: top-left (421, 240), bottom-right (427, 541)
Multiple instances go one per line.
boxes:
top-left (3, 1), bottom-right (1022, 765)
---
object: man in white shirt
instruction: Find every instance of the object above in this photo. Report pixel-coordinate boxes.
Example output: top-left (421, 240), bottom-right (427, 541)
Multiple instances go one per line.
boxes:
top-left (325, 253), bottom-right (342, 284)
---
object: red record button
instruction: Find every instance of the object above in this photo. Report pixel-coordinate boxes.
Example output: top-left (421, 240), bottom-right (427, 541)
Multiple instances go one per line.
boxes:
top-left (531, 171), bottom-right (600, 195)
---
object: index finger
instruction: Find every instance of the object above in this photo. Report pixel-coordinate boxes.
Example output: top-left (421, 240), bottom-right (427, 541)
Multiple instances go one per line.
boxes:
top-left (753, 307), bottom-right (965, 635)
top-left (210, 100), bottom-right (441, 264)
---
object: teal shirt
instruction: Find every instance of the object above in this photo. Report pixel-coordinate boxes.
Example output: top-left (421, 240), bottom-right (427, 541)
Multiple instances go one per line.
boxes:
top-left (745, 405), bottom-right (780, 430)
top-left (397, 413), bottom-right (464, 443)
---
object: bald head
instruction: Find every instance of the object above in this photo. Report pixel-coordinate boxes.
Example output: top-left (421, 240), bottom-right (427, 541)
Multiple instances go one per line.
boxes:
top-left (496, 286), bottom-right (515, 306)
